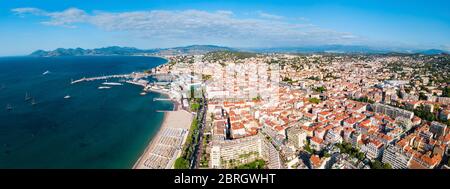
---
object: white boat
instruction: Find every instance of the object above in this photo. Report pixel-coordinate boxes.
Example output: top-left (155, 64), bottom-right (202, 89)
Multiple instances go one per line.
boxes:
top-left (64, 95), bottom-right (71, 99)
top-left (24, 92), bottom-right (32, 101)
top-left (102, 82), bottom-right (123, 86)
top-left (6, 104), bottom-right (13, 111)
top-left (140, 92), bottom-right (147, 96)
top-left (31, 98), bottom-right (37, 106)
top-left (98, 86), bottom-right (111, 89)
top-left (42, 70), bottom-right (51, 75)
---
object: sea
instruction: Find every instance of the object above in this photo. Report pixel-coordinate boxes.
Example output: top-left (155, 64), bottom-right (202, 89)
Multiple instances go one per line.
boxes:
top-left (0, 56), bottom-right (173, 168)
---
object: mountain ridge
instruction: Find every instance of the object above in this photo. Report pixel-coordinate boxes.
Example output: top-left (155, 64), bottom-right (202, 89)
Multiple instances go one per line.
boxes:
top-left (29, 45), bottom-right (449, 56)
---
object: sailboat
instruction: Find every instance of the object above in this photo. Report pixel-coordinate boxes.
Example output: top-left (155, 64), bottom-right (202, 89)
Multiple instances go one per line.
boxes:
top-left (6, 104), bottom-right (12, 111)
top-left (24, 92), bottom-right (32, 101)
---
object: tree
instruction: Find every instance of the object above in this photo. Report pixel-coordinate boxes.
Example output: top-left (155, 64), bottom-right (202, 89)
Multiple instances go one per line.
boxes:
top-left (309, 98), bottom-right (321, 104)
top-left (190, 103), bottom-right (200, 112)
top-left (313, 86), bottom-right (327, 93)
top-left (418, 92), bottom-right (427, 100)
top-left (235, 159), bottom-right (266, 169)
top-left (442, 87), bottom-right (450, 97)
top-left (370, 160), bottom-right (391, 169)
top-left (252, 94), bottom-right (262, 101)
top-left (352, 97), bottom-right (374, 104)
top-left (383, 163), bottom-right (393, 169)
top-left (414, 105), bottom-right (436, 122)
top-left (174, 157), bottom-right (189, 169)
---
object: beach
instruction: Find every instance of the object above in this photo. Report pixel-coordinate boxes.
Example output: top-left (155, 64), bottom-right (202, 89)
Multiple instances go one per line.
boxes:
top-left (133, 107), bottom-right (193, 169)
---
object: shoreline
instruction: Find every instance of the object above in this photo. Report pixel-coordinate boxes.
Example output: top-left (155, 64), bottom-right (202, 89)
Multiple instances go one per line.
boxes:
top-left (126, 57), bottom-right (189, 169)
top-left (132, 84), bottom-right (192, 169)
top-left (132, 96), bottom-right (176, 169)
top-left (132, 111), bottom-right (167, 169)
top-left (132, 106), bottom-right (193, 169)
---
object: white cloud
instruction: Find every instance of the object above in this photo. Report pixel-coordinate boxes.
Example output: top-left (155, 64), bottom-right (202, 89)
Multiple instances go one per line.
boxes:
top-left (11, 7), bottom-right (46, 16)
top-left (11, 7), bottom-right (361, 47)
top-left (257, 11), bottom-right (284, 20)
top-left (12, 7), bottom-right (88, 28)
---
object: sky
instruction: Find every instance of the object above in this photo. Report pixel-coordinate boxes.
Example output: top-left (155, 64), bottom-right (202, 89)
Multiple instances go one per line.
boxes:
top-left (0, 0), bottom-right (449, 56)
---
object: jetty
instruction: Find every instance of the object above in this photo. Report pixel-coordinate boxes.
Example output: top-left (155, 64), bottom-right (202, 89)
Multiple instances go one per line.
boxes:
top-left (153, 98), bottom-right (171, 101)
top-left (71, 74), bottom-right (136, 84)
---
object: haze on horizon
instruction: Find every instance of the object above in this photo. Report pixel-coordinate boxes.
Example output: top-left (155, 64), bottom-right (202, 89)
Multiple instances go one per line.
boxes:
top-left (0, 0), bottom-right (449, 56)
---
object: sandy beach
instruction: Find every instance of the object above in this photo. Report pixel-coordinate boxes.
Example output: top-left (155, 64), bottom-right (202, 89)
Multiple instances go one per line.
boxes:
top-left (133, 108), bottom-right (193, 169)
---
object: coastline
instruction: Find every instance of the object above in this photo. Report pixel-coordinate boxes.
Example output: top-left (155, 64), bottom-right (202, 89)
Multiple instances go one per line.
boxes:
top-left (132, 94), bottom-right (175, 169)
top-left (132, 85), bottom-right (192, 169)
top-left (123, 55), bottom-right (186, 169)
top-left (132, 111), bottom-right (167, 169)
top-left (133, 104), bottom-right (193, 169)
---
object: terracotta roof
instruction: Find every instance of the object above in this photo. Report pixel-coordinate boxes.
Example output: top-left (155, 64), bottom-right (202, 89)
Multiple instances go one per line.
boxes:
top-left (310, 155), bottom-right (322, 168)
top-left (310, 136), bottom-right (324, 144)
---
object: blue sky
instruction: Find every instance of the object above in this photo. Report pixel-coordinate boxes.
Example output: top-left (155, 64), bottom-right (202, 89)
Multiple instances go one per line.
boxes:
top-left (0, 0), bottom-right (449, 55)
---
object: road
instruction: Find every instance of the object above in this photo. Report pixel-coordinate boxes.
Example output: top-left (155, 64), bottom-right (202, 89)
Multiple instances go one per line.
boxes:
top-left (189, 94), bottom-right (207, 169)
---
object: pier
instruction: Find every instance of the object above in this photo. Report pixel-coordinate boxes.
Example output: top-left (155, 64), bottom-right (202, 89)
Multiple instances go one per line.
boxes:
top-left (70, 73), bottom-right (153, 85)
top-left (71, 74), bottom-right (132, 84)
top-left (153, 98), bottom-right (171, 101)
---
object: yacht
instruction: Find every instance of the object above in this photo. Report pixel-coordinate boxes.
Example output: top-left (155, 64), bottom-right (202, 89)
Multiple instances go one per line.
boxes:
top-left (64, 95), bottom-right (71, 99)
top-left (6, 104), bottom-right (12, 111)
top-left (98, 86), bottom-right (111, 89)
top-left (102, 82), bottom-right (123, 86)
top-left (24, 92), bottom-right (32, 101)
top-left (42, 70), bottom-right (51, 75)
top-left (31, 98), bottom-right (37, 106)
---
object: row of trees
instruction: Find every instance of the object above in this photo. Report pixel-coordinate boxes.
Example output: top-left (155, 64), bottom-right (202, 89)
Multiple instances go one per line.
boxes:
top-left (234, 159), bottom-right (266, 169)
top-left (174, 117), bottom-right (199, 169)
top-left (351, 97), bottom-right (374, 104)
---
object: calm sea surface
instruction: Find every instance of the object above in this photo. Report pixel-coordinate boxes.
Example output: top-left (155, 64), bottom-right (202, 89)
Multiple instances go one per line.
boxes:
top-left (0, 56), bottom-right (173, 168)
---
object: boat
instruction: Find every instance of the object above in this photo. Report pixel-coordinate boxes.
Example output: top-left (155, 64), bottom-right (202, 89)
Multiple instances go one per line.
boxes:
top-left (42, 70), bottom-right (51, 75)
top-left (102, 82), bottom-right (123, 86)
top-left (98, 86), bottom-right (111, 89)
top-left (6, 104), bottom-right (12, 111)
top-left (24, 92), bottom-right (32, 101)
top-left (31, 98), bottom-right (37, 106)
top-left (140, 92), bottom-right (147, 96)
top-left (64, 95), bottom-right (71, 99)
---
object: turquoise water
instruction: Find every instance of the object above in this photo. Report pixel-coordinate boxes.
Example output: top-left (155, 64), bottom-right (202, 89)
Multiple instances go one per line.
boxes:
top-left (0, 56), bottom-right (173, 168)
